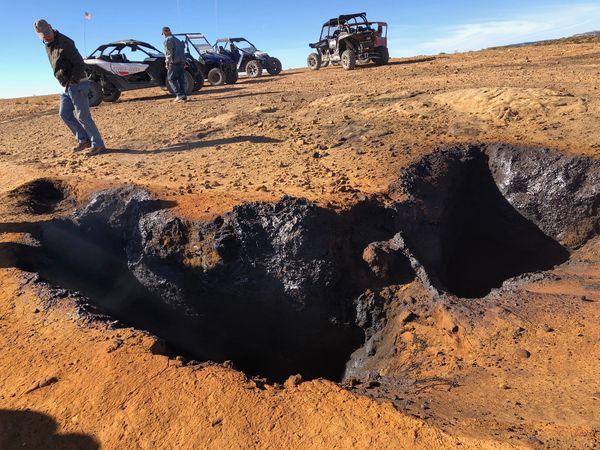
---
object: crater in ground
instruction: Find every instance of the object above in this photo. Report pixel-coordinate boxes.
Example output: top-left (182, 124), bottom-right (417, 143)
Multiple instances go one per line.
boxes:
top-left (3, 178), bottom-right (71, 215)
top-left (0, 144), bottom-right (598, 382)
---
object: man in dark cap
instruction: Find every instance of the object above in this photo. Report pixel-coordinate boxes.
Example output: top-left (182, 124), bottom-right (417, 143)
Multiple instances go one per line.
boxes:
top-left (34, 19), bottom-right (106, 155)
top-left (162, 26), bottom-right (187, 102)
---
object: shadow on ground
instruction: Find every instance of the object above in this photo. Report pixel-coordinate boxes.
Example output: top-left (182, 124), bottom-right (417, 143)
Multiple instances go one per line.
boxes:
top-left (104, 135), bottom-right (282, 155)
top-left (388, 57), bottom-right (437, 66)
top-left (0, 409), bottom-right (99, 450)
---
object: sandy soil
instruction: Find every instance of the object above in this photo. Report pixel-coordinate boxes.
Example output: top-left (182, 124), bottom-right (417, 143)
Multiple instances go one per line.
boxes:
top-left (0, 38), bottom-right (599, 449)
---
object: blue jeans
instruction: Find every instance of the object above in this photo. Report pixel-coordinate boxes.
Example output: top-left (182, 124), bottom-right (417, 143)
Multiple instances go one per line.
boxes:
top-left (167, 63), bottom-right (187, 98)
top-left (59, 80), bottom-right (105, 148)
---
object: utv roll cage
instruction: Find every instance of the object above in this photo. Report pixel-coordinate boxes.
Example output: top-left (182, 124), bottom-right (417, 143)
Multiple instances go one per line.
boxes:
top-left (214, 38), bottom-right (258, 53)
top-left (317, 13), bottom-right (388, 42)
top-left (88, 41), bottom-right (164, 61)
top-left (174, 33), bottom-right (214, 56)
top-left (323, 12), bottom-right (369, 27)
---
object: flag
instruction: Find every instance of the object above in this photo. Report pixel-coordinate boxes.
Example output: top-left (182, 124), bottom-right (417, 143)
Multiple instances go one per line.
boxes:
top-left (84, 12), bottom-right (92, 21)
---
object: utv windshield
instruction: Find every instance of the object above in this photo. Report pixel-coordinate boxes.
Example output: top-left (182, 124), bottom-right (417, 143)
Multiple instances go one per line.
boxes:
top-left (187, 36), bottom-right (213, 54)
top-left (235, 39), bottom-right (257, 53)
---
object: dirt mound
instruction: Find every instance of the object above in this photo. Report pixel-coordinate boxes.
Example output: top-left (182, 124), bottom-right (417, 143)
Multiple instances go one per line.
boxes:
top-left (2, 178), bottom-right (72, 215)
top-left (434, 87), bottom-right (587, 124)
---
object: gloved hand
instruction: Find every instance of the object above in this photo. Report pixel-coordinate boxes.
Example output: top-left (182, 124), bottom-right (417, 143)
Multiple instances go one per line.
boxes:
top-left (56, 69), bottom-right (69, 87)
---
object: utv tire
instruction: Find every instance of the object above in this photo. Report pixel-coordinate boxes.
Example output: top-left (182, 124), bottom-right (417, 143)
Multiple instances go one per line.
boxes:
top-left (88, 81), bottom-right (103, 107)
top-left (167, 70), bottom-right (195, 96)
top-left (341, 49), bottom-right (357, 70)
top-left (307, 53), bottom-right (321, 71)
top-left (103, 90), bottom-right (121, 102)
top-left (225, 68), bottom-right (238, 84)
top-left (375, 47), bottom-right (390, 66)
top-left (266, 57), bottom-right (282, 76)
top-left (208, 68), bottom-right (226, 86)
top-left (193, 75), bottom-right (205, 92)
top-left (245, 60), bottom-right (263, 78)
top-left (184, 71), bottom-right (195, 95)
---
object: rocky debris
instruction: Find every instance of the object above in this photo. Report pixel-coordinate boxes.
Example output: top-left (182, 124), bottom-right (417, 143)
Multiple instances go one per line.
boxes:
top-left (354, 291), bottom-right (388, 340)
top-left (362, 239), bottom-right (403, 280)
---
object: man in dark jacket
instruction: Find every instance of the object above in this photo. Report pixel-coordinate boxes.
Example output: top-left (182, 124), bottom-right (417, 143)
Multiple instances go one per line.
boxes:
top-left (162, 27), bottom-right (187, 102)
top-left (34, 19), bottom-right (106, 155)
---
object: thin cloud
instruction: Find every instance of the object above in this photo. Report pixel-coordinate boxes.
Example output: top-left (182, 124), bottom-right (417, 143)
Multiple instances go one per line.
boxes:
top-left (393, 3), bottom-right (600, 56)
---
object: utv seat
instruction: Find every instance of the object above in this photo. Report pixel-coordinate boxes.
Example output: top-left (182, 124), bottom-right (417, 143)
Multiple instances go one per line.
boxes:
top-left (110, 54), bottom-right (128, 63)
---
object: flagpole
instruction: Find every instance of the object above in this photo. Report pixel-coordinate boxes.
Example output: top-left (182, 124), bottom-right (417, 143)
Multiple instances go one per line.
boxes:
top-left (83, 17), bottom-right (87, 56)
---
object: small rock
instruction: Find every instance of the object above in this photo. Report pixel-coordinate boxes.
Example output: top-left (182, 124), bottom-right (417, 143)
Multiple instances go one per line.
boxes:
top-left (284, 374), bottom-right (303, 389)
top-left (543, 324), bottom-right (555, 332)
top-left (106, 339), bottom-right (124, 353)
top-left (527, 435), bottom-right (544, 445)
top-left (515, 348), bottom-right (531, 359)
top-left (25, 376), bottom-right (59, 394)
top-left (222, 360), bottom-right (236, 370)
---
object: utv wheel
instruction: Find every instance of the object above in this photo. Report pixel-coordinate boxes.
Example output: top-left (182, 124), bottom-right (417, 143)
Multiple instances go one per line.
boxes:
top-left (208, 68), bottom-right (226, 86)
top-left (375, 47), bottom-right (390, 66)
top-left (225, 68), bottom-right (238, 84)
top-left (184, 71), bottom-right (195, 95)
top-left (266, 57), bottom-right (282, 76)
top-left (245, 60), bottom-right (263, 78)
top-left (103, 90), bottom-right (121, 102)
top-left (307, 53), bottom-right (321, 71)
top-left (87, 81), bottom-right (103, 107)
top-left (166, 70), bottom-right (195, 96)
top-left (193, 75), bottom-right (205, 92)
top-left (341, 49), bottom-right (357, 70)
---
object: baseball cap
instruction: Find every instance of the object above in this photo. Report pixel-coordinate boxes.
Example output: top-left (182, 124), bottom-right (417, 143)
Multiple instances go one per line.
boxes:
top-left (34, 19), bottom-right (53, 39)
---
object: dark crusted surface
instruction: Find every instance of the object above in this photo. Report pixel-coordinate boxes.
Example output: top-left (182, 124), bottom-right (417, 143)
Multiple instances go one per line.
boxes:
top-left (487, 143), bottom-right (600, 247)
top-left (392, 144), bottom-right (599, 297)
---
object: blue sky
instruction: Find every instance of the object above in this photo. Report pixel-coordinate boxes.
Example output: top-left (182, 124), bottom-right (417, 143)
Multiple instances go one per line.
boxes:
top-left (2, 0), bottom-right (599, 98)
